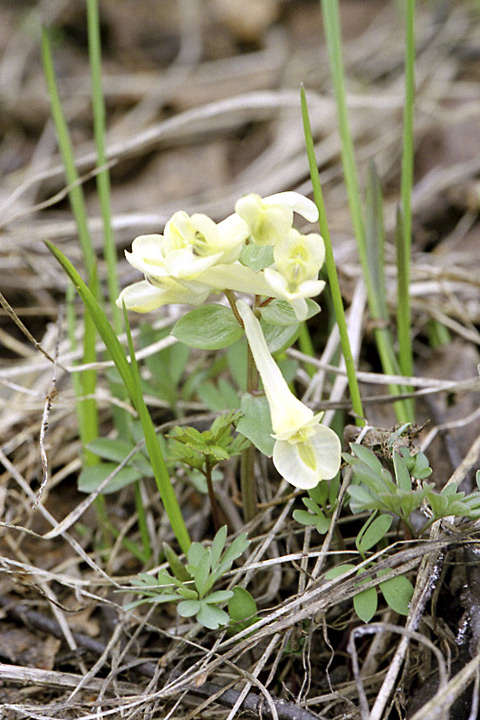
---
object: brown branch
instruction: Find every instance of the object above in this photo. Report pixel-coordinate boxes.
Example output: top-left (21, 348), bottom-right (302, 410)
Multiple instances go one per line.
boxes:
top-left (0, 595), bottom-right (319, 720)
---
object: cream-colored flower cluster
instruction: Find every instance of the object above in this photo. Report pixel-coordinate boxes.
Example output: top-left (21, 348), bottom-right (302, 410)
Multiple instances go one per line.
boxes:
top-left (118, 191), bottom-right (341, 489)
top-left (117, 192), bottom-right (326, 322)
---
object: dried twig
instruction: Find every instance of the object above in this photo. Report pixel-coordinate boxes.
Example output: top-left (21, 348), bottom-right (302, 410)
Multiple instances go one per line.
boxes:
top-left (0, 595), bottom-right (319, 720)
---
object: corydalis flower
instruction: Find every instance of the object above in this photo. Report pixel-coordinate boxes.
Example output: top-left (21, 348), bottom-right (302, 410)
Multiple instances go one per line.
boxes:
top-left (124, 211), bottom-right (249, 283)
top-left (264, 228), bottom-right (326, 321)
top-left (235, 192), bottom-right (319, 246)
top-left (236, 300), bottom-right (341, 489)
top-left (118, 192), bottom-right (325, 318)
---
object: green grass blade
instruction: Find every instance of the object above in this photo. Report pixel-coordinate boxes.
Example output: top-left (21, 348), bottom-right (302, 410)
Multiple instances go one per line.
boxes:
top-left (86, 0), bottom-right (121, 333)
top-left (301, 85), bottom-right (364, 426)
top-left (42, 26), bottom-right (100, 461)
top-left (65, 281), bottom-right (98, 465)
top-left (46, 241), bottom-right (135, 397)
top-left (41, 27), bottom-right (98, 288)
top-left (134, 480), bottom-right (152, 561)
top-left (365, 161), bottom-right (388, 323)
top-left (86, 0), bottom-right (128, 438)
top-left (394, 207), bottom-right (414, 419)
top-left (320, 0), bottom-right (413, 423)
top-left (320, 0), bottom-right (366, 273)
top-left (297, 323), bottom-right (316, 379)
top-left (46, 240), bottom-right (191, 553)
top-left (122, 302), bottom-right (191, 554)
top-left (397, 0), bottom-right (415, 378)
top-left (365, 162), bottom-right (412, 420)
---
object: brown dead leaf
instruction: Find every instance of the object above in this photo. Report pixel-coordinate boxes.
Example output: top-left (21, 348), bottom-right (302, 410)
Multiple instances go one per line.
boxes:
top-left (0, 622), bottom-right (60, 670)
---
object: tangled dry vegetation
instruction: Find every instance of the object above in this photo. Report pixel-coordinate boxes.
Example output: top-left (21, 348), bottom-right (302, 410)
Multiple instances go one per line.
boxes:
top-left (1, 1), bottom-right (480, 718)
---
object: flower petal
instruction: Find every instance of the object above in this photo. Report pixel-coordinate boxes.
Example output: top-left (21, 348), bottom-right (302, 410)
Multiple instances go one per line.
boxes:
top-left (164, 248), bottom-right (224, 279)
top-left (273, 425), bottom-right (341, 489)
top-left (202, 262), bottom-right (276, 296)
top-left (117, 278), bottom-right (211, 312)
top-left (236, 300), bottom-right (313, 435)
top-left (116, 280), bottom-right (167, 313)
top-left (235, 193), bottom-right (293, 246)
top-left (125, 234), bottom-right (167, 275)
top-left (262, 192), bottom-right (319, 223)
top-left (216, 213), bottom-right (250, 263)
top-left (264, 267), bottom-right (325, 299)
top-left (273, 229), bottom-right (325, 284)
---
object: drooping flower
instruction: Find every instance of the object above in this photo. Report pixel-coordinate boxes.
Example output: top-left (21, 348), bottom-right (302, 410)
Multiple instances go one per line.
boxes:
top-left (235, 192), bottom-right (319, 247)
top-left (236, 299), bottom-right (341, 489)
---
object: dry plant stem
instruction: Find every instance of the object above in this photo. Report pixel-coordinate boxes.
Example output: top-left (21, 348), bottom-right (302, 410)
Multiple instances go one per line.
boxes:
top-left (0, 595), bottom-right (318, 720)
top-left (368, 521), bottom-right (448, 720)
top-left (348, 622), bottom-right (448, 720)
top-left (0, 446), bottom-right (117, 586)
top-left (225, 633), bottom-right (281, 720)
top-left (0, 291), bottom-right (64, 369)
top-left (409, 653), bottom-right (480, 720)
top-left (0, 662), bottom-right (135, 695)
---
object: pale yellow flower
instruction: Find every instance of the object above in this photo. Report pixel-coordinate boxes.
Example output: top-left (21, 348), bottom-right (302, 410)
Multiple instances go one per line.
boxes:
top-left (235, 191), bottom-right (318, 246)
top-left (237, 300), bottom-right (341, 489)
top-left (263, 228), bottom-right (326, 320)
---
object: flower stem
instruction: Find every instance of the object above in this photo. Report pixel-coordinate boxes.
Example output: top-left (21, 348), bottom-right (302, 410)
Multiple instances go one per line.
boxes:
top-left (237, 296), bottom-right (260, 522)
top-left (205, 456), bottom-right (222, 532)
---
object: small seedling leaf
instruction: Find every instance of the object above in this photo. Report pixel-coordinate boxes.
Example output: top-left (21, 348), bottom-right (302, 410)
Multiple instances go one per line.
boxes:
top-left (78, 463), bottom-right (141, 494)
top-left (293, 509), bottom-right (318, 527)
top-left (262, 320), bottom-right (300, 354)
top-left (309, 480), bottom-right (329, 507)
top-left (196, 603), bottom-right (230, 629)
top-left (210, 526), bottom-right (228, 569)
top-left (357, 514), bottom-right (393, 554)
top-left (177, 600), bottom-right (201, 618)
top-left (379, 574), bottom-right (414, 615)
top-left (325, 564), bottom-right (356, 580)
top-left (354, 586), bottom-right (378, 623)
top-left (163, 542), bottom-right (192, 583)
top-left (204, 590), bottom-right (233, 604)
top-left (228, 587), bottom-right (258, 624)
top-left (217, 532), bottom-right (249, 575)
top-left (187, 542), bottom-right (208, 571)
top-left (393, 451), bottom-right (412, 491)
top-left (350, 444), bottom-right (386, 474)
